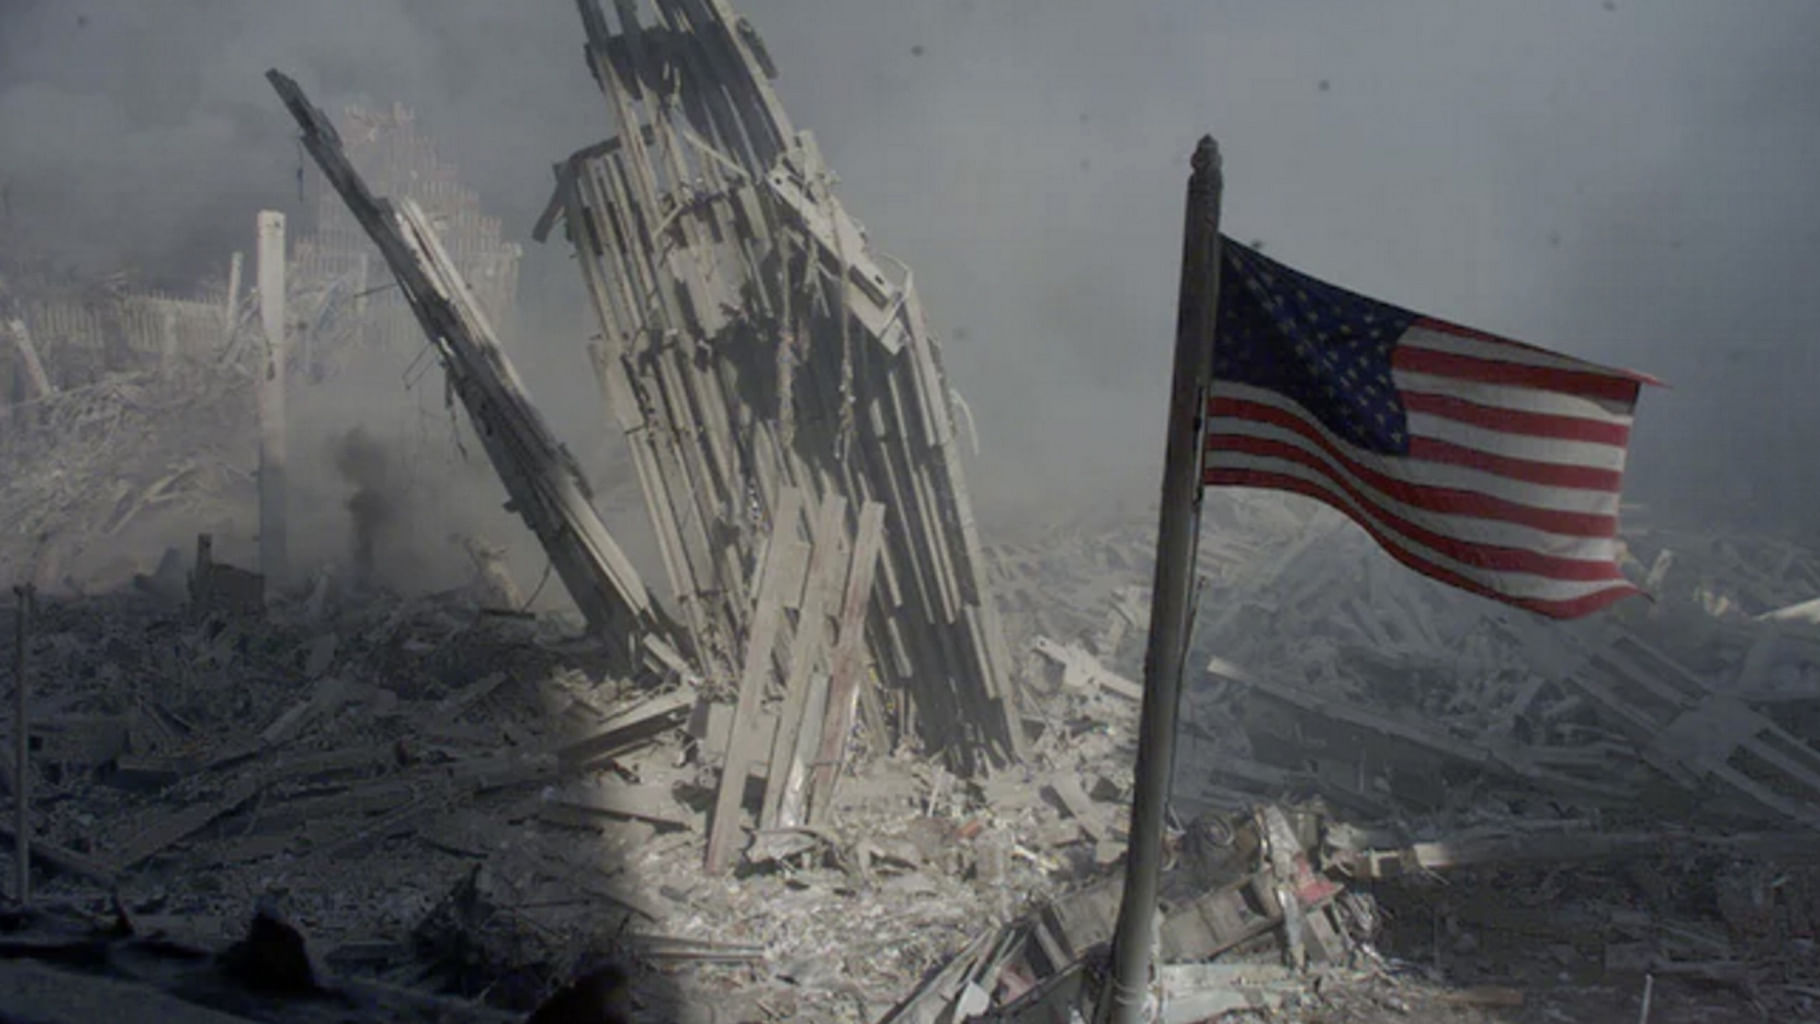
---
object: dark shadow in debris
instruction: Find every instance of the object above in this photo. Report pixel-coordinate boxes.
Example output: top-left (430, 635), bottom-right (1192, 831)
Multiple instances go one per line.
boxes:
top-left (0, 576), bottom-right (686, 1022)
top-left (1367, 862), bottom-right (1779, 1024)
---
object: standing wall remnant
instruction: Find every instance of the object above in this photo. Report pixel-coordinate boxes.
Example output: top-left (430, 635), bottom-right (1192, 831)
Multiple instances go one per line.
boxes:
top-left (538, 0), bottom-right (1024, 771)
top-left (271, 71), bottom-right (672, 675)
top-left (292, 101), bottom-right (523, 363)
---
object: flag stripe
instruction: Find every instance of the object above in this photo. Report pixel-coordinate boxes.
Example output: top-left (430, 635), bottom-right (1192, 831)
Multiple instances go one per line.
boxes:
top-left (1209, 391), bottom-right (1623, 532)
top-left (1396, 370), bottom-right (1637, 423)
top-left (1204, 465), bottom-right (1641, 618)
top-left (1202, 456), bottom-right (1627, 593)
top-left (1405, 410), bottom-right (1627, 472)
top-left (1207, 431), bottom-right (1626, 571)
top-left (1209, 384), bottom-right (1624, 513)
top-left (1407, 318), bottom-right (1656, 382)
top-left (1394, 345), bottom-right (1644, 405)
top-left (1407, 435), bottom-right (1624, 491)
top-left (1401, 390), bottom-right (1632, 446)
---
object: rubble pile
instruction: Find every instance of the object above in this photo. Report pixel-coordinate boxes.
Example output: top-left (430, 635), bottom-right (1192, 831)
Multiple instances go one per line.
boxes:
top-left (0, 566), bottom-right (1069, 1022)
top-left (1177, 502), bottom-right (1820, 834)
top-left (0, 303), bottom-right (256, 597)
top-left (9, 505), bottom-right (1820, 1022)
top-left (979, 491), bottom-right (1820, 838)
top-left (875, 492), bottom-right (1820, 1023)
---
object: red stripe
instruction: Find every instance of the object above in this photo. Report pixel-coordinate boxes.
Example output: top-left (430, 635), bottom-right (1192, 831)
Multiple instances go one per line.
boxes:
top-left (1394, 345), bottom-right (1643, 405)
top-left (1409, 436), bottom-right (1624, 492)
top-left (1413, 317), bottom-right (1664, 387)
top-left (1207, 396), bottom-right (1624, 493)
top-left (1401, 390), bottom-right (1632, 446)
top-left (1207, 398), bottom-right (1621, 535)
top-left (1206, 435), bottom-right (1626, 579)
top-left (1203, 467), bottom-right (1641, 619)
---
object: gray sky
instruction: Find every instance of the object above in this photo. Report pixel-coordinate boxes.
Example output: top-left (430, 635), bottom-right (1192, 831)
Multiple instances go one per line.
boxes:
top-left (2, 0), bottom-right (1816, 534)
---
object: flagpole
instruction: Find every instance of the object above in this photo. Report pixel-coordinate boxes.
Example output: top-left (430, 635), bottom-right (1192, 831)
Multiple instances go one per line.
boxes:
top-left (1097, 136), bottom-right (1223, 1024)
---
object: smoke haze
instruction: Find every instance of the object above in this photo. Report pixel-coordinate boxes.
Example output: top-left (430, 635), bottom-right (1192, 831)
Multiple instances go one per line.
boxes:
top-left (2, 0), bottom-right (1817, 554)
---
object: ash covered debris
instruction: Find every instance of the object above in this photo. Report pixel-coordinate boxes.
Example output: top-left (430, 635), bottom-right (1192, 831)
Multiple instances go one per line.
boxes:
top-left (6, 491), bottom-right (1817, 1022)
top-left (0, 257), bottom-right (255, 598)
top-left (930, 492), bottom-right (1820, 1023)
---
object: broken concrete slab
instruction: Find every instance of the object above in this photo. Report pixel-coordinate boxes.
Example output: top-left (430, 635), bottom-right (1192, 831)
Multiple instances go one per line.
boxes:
top-left (1032, 636), bottom-right (1142, 702)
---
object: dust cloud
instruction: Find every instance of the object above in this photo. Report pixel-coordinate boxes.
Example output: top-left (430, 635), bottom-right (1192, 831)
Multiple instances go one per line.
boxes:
top-left (2, 0), bottom-right (1817, 575)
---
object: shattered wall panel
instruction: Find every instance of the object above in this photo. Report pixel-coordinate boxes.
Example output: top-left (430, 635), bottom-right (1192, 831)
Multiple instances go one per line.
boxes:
top-left (2, 284), bottom-right (231, 393)
top-left (272, 71), bottom-right (669, 673)
top-left (293, 102), bottom-right (523, 358)
top-left (543, 0), bottom-right (1022, 770)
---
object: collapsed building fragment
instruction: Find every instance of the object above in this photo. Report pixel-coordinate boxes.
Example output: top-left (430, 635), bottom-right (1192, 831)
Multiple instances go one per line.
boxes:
top-left (536, 0), bottom-right (1025, 783)
top-left (271, 70), bottom-right (676, 680)
top-left (293, 100), bottom-right (524, 363)
top-left (0, 258), bottom-right (256, 595)
top-left (267, 0), bottom-right (1026, 882)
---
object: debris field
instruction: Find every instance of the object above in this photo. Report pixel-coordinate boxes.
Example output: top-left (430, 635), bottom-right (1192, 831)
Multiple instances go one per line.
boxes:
top-left (2, 1), bottom-right (1819, 1023)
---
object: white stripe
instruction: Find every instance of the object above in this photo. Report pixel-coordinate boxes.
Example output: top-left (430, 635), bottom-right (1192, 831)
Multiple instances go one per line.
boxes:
top-left (1209, 383), bottom-right (1626, 512)
top-left (1205, 418), bottom-right (1623, 553)
top-left (1401, 322), bottom-right (1644, 383)
top-left (1204, 453), bottom-right (1630, 602)
top-left (1406, 411), bottom-right (1629, 471)
top-left (1394, 370), bottom-right (1636, 423)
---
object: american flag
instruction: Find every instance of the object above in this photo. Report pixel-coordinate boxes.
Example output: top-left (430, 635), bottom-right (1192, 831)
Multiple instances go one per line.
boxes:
top-left (1204, 239), bottom-right (1658, 618)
